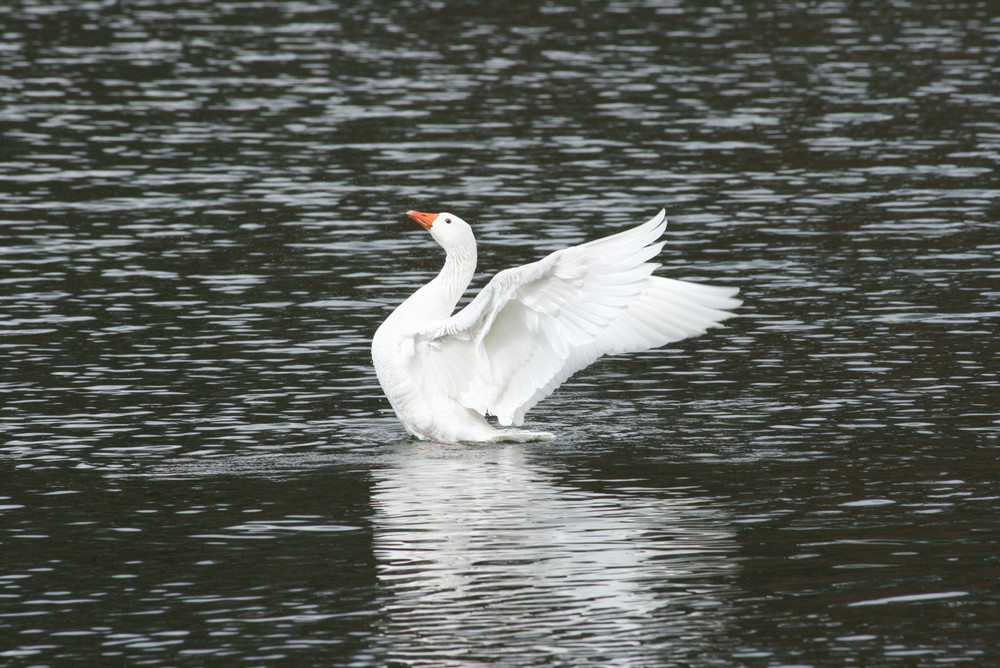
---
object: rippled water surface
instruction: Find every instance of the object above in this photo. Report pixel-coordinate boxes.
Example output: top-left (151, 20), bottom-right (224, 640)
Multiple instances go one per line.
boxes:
top-left (2, 1), bottom-right (999, 665)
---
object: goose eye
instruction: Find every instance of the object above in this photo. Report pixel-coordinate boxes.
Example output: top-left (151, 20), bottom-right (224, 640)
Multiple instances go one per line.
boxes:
top-left (445, 217), bottom-right (452, 224)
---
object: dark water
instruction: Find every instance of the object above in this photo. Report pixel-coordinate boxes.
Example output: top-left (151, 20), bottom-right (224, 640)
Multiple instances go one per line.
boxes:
top-left (2, 0), bottom-right (999, 665)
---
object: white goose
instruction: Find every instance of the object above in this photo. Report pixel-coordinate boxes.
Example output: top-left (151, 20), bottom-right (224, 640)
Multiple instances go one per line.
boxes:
top-left (371, 209), bottom-right (741, 443)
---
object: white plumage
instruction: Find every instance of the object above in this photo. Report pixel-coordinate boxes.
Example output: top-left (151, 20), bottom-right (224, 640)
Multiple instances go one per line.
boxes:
top-left (371, 209), bottom-right (741, 443)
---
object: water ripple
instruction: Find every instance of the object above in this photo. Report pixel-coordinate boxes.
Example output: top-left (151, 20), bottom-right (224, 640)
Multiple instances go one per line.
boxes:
top-left (1, 0), bottom-right (999, 665)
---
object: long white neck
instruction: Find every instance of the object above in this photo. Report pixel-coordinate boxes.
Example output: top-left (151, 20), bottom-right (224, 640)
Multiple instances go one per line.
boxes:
top-left (436, 240), bottom-right (477, 308)
top-left (394, 237), bottom-right (477, 325)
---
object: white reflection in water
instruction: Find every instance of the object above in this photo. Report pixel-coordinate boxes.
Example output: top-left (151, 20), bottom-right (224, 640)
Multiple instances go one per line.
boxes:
top-left (371, 444), bottom-right (737, 665)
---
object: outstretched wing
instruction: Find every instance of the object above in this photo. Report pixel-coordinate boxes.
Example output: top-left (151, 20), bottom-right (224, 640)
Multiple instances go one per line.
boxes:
top-left (413, 210), bottom-right (741, 426)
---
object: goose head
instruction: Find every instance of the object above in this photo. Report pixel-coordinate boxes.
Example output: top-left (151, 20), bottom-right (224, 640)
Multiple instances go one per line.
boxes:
top-left (406, 210), bottom-right (476, 255)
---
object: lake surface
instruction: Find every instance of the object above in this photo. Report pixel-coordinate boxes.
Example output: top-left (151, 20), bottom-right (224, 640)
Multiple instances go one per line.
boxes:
top-left (2, 1), bottom-right (999, 665)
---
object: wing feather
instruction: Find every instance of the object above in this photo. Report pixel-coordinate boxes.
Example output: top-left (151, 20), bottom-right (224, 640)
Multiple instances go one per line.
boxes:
top-left (414, 210), bottom-right (741, 426)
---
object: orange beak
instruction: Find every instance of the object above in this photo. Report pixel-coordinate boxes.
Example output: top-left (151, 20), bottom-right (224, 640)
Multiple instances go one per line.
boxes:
top-left (406, 210), bottom-right (437, 230)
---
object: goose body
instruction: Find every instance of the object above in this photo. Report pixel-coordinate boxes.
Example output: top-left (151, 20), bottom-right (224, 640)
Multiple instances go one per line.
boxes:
top-left (371, 209), bottom-right (740, 443)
